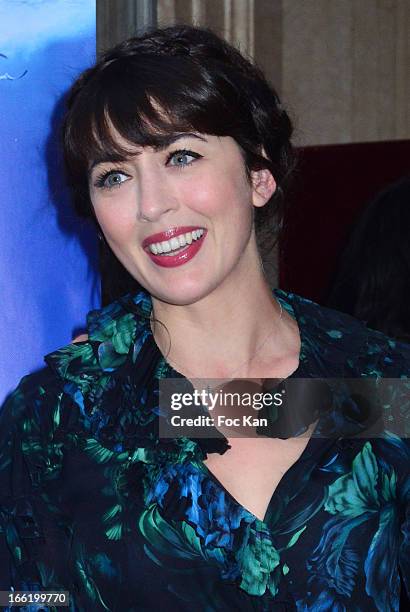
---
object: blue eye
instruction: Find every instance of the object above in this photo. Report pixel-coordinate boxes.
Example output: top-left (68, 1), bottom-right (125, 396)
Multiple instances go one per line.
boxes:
top-left (95, 170), bottom-right (130, 189)
top-left (167, 149), bottom-right (201, 167)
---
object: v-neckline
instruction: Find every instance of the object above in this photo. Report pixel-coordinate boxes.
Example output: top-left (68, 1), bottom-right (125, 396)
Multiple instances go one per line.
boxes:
top-left (199, 425), bottom-right (318, 524)
top-left (145, 288), bottom-right (337, 527)
top-left (198, 429), bottom-right (335, 526)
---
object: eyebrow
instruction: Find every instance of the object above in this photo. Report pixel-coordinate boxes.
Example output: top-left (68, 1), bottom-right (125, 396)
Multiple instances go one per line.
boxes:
top-left (88, 133), bottom-right (208, 174)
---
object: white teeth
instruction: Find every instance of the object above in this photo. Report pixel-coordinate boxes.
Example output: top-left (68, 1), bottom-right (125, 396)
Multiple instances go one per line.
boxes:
top-left (148, 229), bottom-right (205, 254)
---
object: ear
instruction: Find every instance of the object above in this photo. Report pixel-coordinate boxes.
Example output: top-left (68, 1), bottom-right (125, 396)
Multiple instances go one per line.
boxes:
top-left (250, 157), bottom-right (277, 208)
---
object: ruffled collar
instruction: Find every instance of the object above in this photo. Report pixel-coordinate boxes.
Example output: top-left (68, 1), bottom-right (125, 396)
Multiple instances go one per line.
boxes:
top-left (44, 288), bottom-right (372, 459)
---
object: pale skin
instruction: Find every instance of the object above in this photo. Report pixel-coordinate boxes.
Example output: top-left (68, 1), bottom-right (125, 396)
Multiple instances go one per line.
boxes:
top-left (81, 130), bottom-right (315, 521)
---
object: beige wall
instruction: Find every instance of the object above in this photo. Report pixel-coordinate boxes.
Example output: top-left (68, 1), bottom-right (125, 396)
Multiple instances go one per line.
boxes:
top-left (158, 0), bottom-right (410, 146)
top-left (157, 1), bottom-right (283, 91)
top-left (282, 0), bottom-right (410, 145)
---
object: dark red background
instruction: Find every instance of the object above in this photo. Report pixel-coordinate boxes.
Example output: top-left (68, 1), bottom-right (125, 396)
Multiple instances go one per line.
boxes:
top-left (279, 140), bottom-right (410, 304)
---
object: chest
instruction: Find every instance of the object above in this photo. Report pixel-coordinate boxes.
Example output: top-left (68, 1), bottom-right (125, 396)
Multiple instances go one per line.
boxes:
top-left (202, 430), bottom-right (314, 521)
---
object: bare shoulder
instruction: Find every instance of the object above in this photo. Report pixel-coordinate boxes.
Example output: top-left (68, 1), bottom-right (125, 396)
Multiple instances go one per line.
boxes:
top-left (72, 333), bottom-right (89, 343)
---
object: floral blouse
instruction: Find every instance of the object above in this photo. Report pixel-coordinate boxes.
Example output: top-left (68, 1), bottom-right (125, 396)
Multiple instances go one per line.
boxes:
top-left (0, 289), bottom-right (409, 611)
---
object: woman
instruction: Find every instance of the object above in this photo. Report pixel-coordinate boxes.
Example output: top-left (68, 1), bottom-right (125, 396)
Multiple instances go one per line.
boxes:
top-left (0, 24), bottom-right (409, 611)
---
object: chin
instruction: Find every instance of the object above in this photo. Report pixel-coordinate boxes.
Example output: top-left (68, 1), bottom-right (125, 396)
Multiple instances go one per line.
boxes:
top-left (149, 278), bottom-right (216, 307)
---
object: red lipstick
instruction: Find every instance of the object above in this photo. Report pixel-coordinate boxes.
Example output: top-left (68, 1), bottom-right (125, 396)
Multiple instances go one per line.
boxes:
top-left (142, 226), bottom-right (203, 248)
top-left (143, 227), bottom-right (207, 268)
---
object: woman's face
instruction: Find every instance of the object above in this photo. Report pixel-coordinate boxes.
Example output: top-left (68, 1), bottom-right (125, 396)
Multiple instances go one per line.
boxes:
top-left (88, 131), bottom-right (275, 306)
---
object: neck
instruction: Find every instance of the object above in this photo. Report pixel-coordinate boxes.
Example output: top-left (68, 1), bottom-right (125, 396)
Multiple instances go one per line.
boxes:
top-left (150, 272), bottom-right (299, 380)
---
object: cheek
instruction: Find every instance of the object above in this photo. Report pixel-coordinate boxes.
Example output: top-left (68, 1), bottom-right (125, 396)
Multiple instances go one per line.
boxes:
top-left (179, 172), bottom-right (251, 217)
top-left (92, 201), bottom-right (135, 242)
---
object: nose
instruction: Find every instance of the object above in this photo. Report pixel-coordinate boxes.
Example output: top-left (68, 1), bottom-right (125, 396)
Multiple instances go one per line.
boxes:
top-left (136, 170), bottom-right (177, 223)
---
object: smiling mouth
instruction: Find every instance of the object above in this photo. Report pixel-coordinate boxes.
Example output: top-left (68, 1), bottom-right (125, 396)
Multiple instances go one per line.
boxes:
top-left (145, 228), bottom-right (205, 255)
top-left (144, 228), bottom-right (207, 268)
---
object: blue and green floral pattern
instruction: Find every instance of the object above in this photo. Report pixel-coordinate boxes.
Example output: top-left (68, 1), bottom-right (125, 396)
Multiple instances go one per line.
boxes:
top-left (0, 289), bottom-right (409, 611)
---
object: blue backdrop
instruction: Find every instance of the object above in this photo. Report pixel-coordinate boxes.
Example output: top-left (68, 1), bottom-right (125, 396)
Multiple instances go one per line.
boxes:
top-left (0, 1), bottom-right (100, 401)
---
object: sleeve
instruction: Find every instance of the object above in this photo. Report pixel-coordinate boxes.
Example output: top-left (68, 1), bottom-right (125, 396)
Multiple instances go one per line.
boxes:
top-left (399, 470), bottom-right (410, 606)
top-left (0, 370), bottom-right (71, 599)
top-left (386, 339), bottom-right (410, 604)
top-left (357, 332), bottom-right (410, 605)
